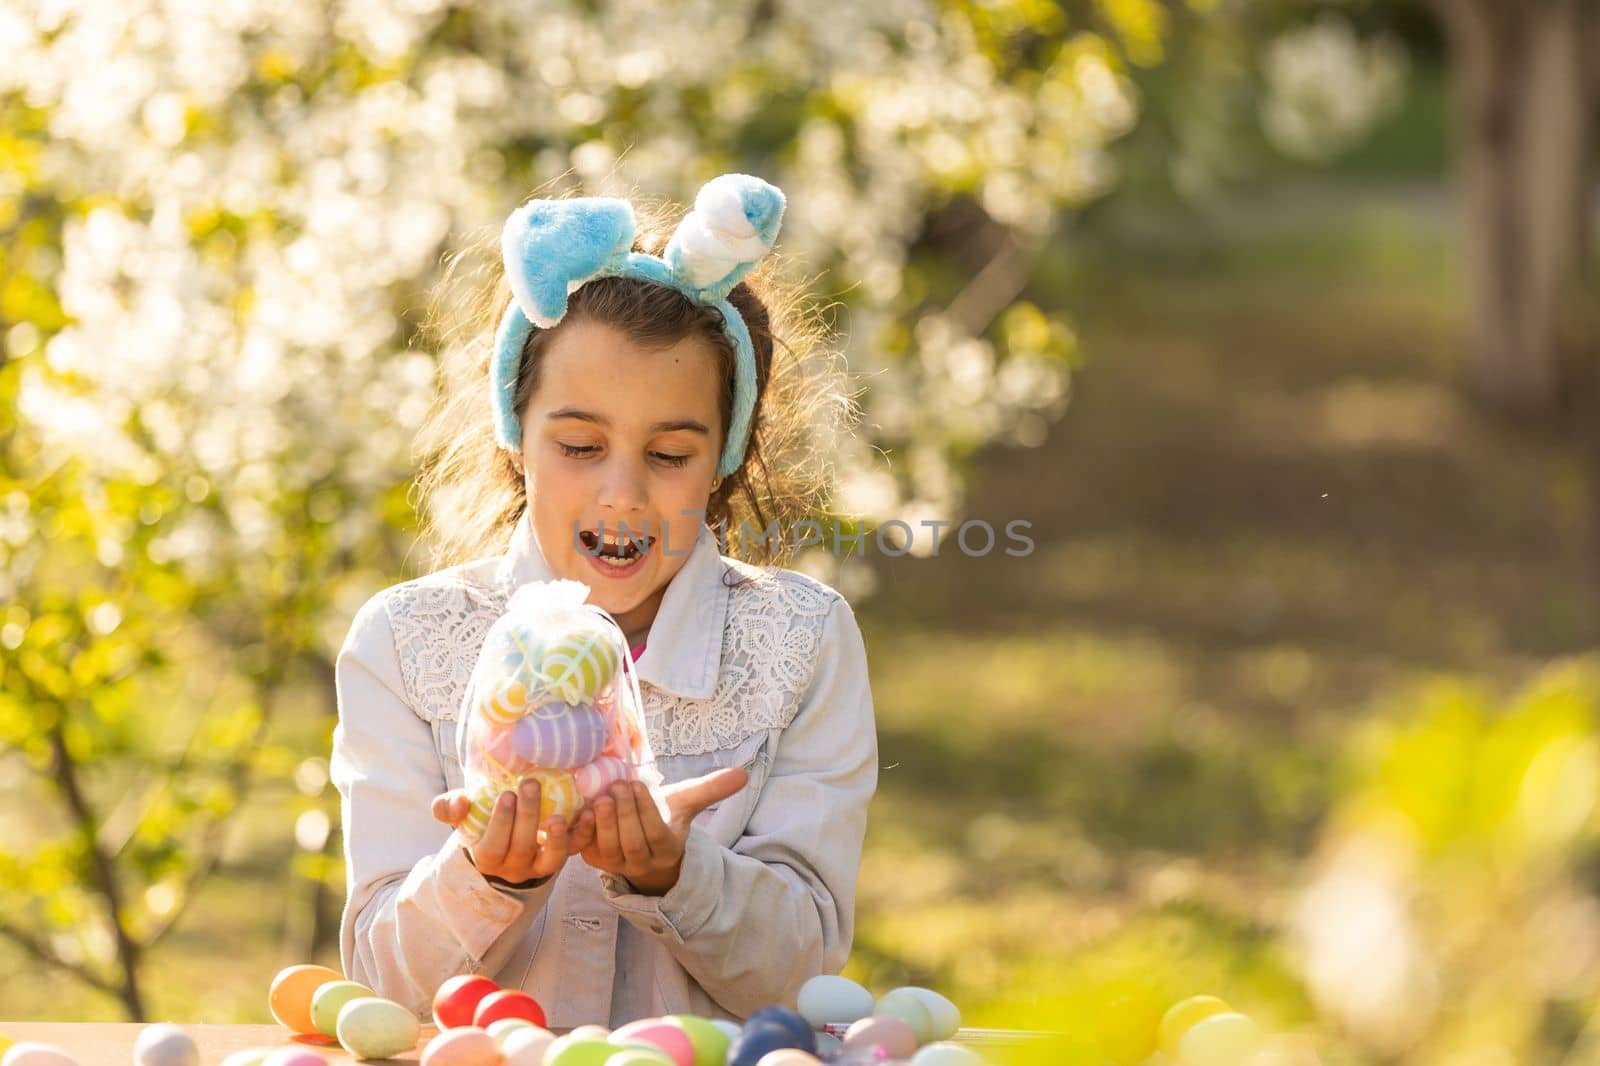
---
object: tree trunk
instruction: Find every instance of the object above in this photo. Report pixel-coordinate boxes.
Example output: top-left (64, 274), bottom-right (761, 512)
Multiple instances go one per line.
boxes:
top-left (1435, 0), bottom-right (1597, 416)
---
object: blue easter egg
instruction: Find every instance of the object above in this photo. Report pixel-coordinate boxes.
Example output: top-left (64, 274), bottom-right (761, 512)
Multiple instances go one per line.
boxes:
top-left (744, 1007), bottom-right (815, 1053)
top-left (725, 1021), bottom-right (806, 1066)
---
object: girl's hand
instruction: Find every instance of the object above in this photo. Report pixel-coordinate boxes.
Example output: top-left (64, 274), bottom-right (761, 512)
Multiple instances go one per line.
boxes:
top-left (432, 778), bottom-right (598, 885)
top-left (580, 768), bottom-right (749, 896)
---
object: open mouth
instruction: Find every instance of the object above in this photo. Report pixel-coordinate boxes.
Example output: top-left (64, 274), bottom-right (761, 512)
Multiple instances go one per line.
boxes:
top-left (578, 528), bottom-right (656, 567)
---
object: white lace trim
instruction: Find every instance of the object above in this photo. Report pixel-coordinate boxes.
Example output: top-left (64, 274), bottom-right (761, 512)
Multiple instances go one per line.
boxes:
top-left (381, 560), bottom-right (838, 757)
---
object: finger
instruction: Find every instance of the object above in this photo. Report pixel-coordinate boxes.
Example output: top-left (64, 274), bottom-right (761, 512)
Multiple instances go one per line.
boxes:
top-left (612, 782), bottom-right (652, 862)
top-left (533, 818), bottom-right (568, 878)
top-left (568, 808), bottom-right (597, 854)
top-left (474, 789), bottom-right (517, 870)
top-left (506, 778), bottom-right (543, 871)
top-left (592, 795), bottom-right (624, 867)
top-left (634, 781), bottom-right (675, 852)
top-left (662, 767), bottom-right (749, 825)
top-left (432, 790), bottom-right (466, 825)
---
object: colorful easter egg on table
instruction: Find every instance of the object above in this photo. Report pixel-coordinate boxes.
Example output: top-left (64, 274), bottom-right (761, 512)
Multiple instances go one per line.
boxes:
top-left (543, 1036), bottom-right (618, 1066)
top-left (486, 1017), bottom-right (537, 1044)
top-left (500, 1026), bottom-right (558, 1066)
top-left (311, 980), bottom-right (376, 1038)
top-left (261, 1051), bottom-right (328, 1066)
top-left (1, 1045), bottom-right (80, 1066)
top-left (745, 1007), bottom-right (815, 1052)
top-left (268, 963), bottom-right (344, 1034)
top-left (218, 1051), bottom-right (274, 1066)
top-left (474, 988), bottom-right (547, 1029)
top-left (610, 1020), bottom-right (695, 1066)
top-left (433, 974), bottom-right (500, 1030)
top-left (1158, 995), bottom-right (1232, 1060)
top-left (910, 1044), bottom-right (984, 1066)
top-left (574, 754), bottom-right (631, 801)
top-left (797, 975), bottom-right (874, 1028)
top-left (873, 988), bottom-right (934, 1043)
top-left (604, 1051), bottom-right (676, 1066)
top-left (421, 1026), bottom-right (500, 1066)
top-left (726, 1022), bottom-right (808, 1066)
top-left (337, 996), bottom-right (419, 1060)
top-left (133, 1024), bottom-right (198, 1066)
top-left (897, 987), bottom-right (961, 1041)
top-left (541, 621), bottom-right (620, 704)
top-left (570, 1025), bottom-right (614, 1040)
top-left (664, 1015), bottom-right (730, 1066)
top-left (841, 1016), bottom-right (918, 1060)
top-left (485, 703), bottom-right (609, 771)
top-left (1176, 1011), bottom-right (1261, 1066)
top-left (751, 1052), bottom-right (822, 1066)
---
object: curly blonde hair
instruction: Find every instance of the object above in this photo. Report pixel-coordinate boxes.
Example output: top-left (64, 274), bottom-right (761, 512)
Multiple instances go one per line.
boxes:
top-left (410, 195), bottom-right (853, 576)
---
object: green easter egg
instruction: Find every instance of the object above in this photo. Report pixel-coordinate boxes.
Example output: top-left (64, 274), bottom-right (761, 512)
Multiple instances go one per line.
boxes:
top-left (544, 1036), bottom-right (622, 1066)
top-left (899, 987), bottom-right (961, 1041)
top-left (666, 1015), bottom-right (730, 1066)
top-left (309, 980), bottom-right (375, 1038)
top-left (336, 996), bottom-right (419, 1060)
top-left (873, 988), bottom-right (934, 1044)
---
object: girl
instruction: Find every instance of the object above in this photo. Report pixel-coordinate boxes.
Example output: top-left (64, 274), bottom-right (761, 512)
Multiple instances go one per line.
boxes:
top-left (329, 175), bottom-right (878, 1028)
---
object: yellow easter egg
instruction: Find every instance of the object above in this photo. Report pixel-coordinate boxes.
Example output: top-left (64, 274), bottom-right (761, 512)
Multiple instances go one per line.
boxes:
top-left (541, 624), bottom-right (620, 704)
top-left (1159, 995), bottom-right (1231, 1060)
top-left (1176, 1011), bottom-right (1261, 1066)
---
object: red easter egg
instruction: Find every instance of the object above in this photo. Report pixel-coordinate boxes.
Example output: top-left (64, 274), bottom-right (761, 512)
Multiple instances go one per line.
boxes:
top-left (474, 988), bottom-right (546, 1029)
top-left (432, 974), bottom-right (500, 1030)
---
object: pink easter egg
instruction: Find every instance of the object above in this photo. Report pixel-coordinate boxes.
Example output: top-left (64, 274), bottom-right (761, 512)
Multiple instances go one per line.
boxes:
top-left (573, 754), bottom-right (631, 801)
top-left (260, 1049), bottom-right (328, 1066)
top-left (420, 1026), bottom-right (500, 1066)
top-left (611, 1020), bottom-right (695, 1066)
top-left (841, 1017), bottom-right (917, 1060)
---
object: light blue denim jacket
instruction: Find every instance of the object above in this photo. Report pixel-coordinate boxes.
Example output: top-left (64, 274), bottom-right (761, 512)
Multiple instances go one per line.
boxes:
top-left (330, 513), bottom-right (878, 1026)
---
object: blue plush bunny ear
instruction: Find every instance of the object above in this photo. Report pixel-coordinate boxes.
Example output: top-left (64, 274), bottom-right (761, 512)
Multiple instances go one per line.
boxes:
top-left (664, 174), bottom-right (785, 302)
top-left (502, 197), bottom-right (636, 327)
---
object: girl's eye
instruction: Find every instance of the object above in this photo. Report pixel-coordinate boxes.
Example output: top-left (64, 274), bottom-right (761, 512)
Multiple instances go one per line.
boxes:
top-left (557, 443), bottom-right (598, 458)
top-left (651, 452), bottom-right (691, 468)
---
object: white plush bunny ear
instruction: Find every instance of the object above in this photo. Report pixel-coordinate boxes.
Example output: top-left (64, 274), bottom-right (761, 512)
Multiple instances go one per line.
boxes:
top-left (665, 174), bottom-right (785, 301)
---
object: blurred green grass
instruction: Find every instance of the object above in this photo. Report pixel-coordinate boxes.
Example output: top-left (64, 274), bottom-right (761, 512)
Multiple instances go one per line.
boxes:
top-left (5, 177), bottom-right (1592, 1062)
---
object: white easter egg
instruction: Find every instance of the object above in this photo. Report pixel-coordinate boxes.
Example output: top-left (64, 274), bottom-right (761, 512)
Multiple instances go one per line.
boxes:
top-left (796, 975), bottom-right (875, 1028)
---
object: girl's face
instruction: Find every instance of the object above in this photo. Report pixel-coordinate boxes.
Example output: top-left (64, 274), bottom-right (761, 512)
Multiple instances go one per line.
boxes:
top-left (515, 317), bottom-right (723, 642)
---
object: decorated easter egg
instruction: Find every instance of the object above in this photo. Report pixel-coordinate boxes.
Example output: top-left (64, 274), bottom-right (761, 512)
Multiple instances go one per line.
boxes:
top-left (604, 699), bottom-right (645, 760)
top-left (261, 1050), bottom-right (328, 1066)
top-left (336, 996), bottom-right (419, 1060)
top-left (421, 1026), bottom-right (500, 1066)
top-left (796, 975), bottom-right (874, 1028)
top-left (570, 1025), bottom-right (614, 1040)
top-left (500, 1026), bottom-right (558, 1066)
top-left (1158, 995), bottom-right (1232, 1060)
top-left (484, 618), bottom-right (544, 683)
top-left (909, 1043), bottom-right (984, 1066)
top-left (479, 676), bottom-right (534, 725)
top-left (1, 1044), bottom-right (80, 1066)
top-left (873, 988), bottom-right (934, 1043)
top-left (433, 974), bottom-right (501, 1030)
top-left (474, 989), bottom-right (547, 1029)
top-left (726, 1022), bottom-right (808, 1066)
top-left (745, 1007), bottom-right (815, 1053)
top-left (458, 779), bottom-right (508, 843)
top-left (841, 1016), bottom-right (918, 1060)
top-left (486, 703), bottom-right (609, 772)
top-left (133, 1024), bottom-right (198, 1066)
top-left (574, 754), bottom-right (632, 801)
top-left (610, 1020), bottom-right (695, 1066)
top-left (664, 1015), bottom-right (730, 1066)
top-left (897, 987), bottom-right (961, 1041)
top-left (543, 1036), bottom-right (621, 1066)
top-left (1177, 1011), bottom-right (1262, 1066)
top-left (268, 963), bottom-right (344, 1034)
top-left (542, 621), bottom-right (621, 703)
top-left (310, 980), bottom-right (376, 1038)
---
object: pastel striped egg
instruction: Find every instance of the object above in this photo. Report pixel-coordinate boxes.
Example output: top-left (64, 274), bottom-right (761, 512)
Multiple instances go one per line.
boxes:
top-left (604, 702), bottom-right (645, 761)
top-left (479, 676), bottom-right (533, 725)
top-left (525, 768), bottom-right (584, 823)
top-left (475, 705), bottom-right (608, 775)
top-left (573, 754), bottom-right (631, 801)
top-left (540, 623), bottom-right (620, 704)
top-left (458, 779), bottom-right (506, 843)
top-left (486, 618), bottom-right (544, 677)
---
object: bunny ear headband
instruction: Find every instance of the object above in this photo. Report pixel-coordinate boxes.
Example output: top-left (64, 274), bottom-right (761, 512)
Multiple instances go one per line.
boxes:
top-left (491, 173), bottom-right (786, 478)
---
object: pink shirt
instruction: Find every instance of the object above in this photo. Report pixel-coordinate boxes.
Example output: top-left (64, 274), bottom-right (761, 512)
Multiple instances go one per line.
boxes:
top-left (631, 642), bottom-right (646, 661)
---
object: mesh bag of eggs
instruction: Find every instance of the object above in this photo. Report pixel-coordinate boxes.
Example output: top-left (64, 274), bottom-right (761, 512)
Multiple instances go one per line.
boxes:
top-left (456, 578), bottom-right (659, 842)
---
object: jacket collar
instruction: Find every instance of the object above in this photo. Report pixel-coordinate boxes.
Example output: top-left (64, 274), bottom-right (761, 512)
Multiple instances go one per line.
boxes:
top-left (493, 511), bottom-right (729, 700)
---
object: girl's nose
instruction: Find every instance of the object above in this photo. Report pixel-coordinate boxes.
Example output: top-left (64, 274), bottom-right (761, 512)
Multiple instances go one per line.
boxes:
top-left (597, 455), bottom-right (649, 515)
